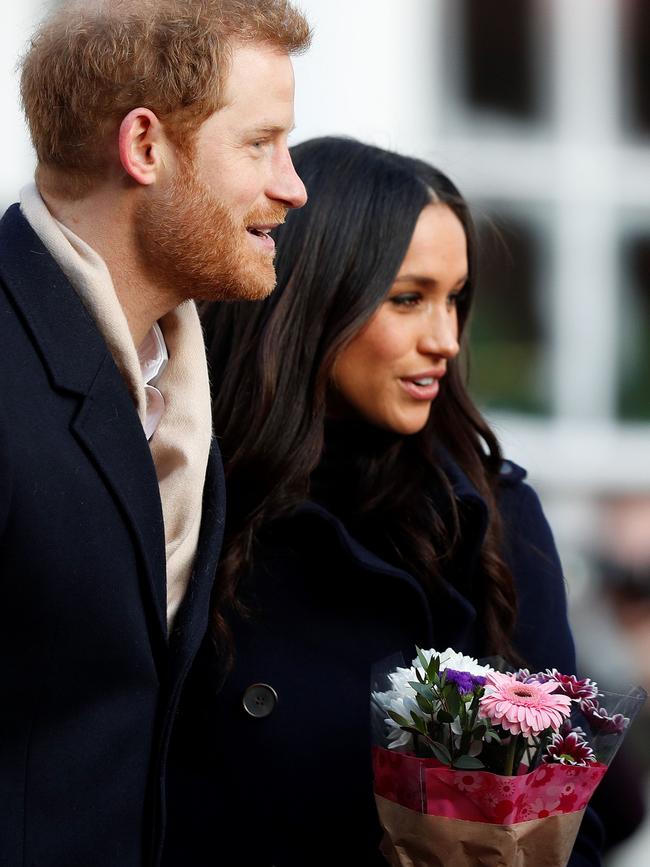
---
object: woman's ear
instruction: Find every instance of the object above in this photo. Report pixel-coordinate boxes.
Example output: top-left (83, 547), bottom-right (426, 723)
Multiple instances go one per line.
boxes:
top-left (118, 107), bottom-right (167, 186)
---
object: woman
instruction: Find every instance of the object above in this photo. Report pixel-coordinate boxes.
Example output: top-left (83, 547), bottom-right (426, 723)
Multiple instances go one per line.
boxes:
top-left (163, 138), bottom-right (603, 865)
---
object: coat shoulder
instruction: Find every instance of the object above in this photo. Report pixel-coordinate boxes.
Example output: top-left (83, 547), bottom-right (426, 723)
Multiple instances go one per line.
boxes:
top-left (497, 458), bottom-right (527, 486)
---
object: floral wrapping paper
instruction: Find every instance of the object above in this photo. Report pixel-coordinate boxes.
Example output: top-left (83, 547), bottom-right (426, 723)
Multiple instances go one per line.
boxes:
top-left (373, 747), bottom-right (607, 822)
top-left (373, 747), bottom-right (608, 867)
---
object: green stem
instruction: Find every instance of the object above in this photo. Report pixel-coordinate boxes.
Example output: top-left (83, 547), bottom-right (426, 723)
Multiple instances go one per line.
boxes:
top-left (504, 735), bottom-right (518, 776)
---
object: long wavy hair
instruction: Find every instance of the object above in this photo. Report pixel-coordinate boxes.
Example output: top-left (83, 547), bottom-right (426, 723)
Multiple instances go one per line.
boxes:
top-left (203, 137), bottom-right (519, 666)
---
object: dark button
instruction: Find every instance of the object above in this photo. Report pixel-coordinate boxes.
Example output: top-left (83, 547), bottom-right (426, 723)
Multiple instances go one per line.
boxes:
top-left (242, 683), bottom-right (278, 718)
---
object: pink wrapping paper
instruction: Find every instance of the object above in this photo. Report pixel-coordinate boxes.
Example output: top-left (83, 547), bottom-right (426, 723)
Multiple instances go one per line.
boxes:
top-left (373, 746), bottom-right (607, 823)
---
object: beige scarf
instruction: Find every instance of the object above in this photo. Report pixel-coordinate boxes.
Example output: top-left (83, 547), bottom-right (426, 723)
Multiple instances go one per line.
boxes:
top-left (20, 183), bottom-right (213, 629)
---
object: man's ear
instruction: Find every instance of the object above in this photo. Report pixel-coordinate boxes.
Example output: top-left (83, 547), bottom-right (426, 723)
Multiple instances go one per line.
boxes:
top-left (118, 108), bottom-right (168, 186)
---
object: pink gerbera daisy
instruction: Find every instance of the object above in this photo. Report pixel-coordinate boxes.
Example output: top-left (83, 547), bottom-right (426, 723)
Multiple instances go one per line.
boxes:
top-left (479, 671), bottom-right (572, 737)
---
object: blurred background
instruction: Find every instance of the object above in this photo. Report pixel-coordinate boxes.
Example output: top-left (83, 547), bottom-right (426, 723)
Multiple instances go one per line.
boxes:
top-left (3, 0), bottom-right (650, 862)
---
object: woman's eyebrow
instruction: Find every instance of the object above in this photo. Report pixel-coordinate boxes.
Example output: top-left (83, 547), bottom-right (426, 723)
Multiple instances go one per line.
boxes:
top-left (393, 274), bottom-right (468, 287)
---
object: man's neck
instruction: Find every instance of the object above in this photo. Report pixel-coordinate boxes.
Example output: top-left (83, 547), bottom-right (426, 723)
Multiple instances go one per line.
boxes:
top-left (41, 187), bottom-right (179, 346)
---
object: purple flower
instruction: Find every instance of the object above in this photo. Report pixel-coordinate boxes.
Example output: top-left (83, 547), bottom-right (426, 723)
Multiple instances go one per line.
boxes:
top-left (514, 668), bottom-right (551, 685)
top-left (559, 719), bottom-right (586, 738)
top-left (445, 668), bottom-right (486, 696)
top-left (516, 669), bottom-right (600, 701)
top-left (544, 669), bottom-right (600, 701)
top-left (543, 731), bottom-right (596, 766)
top-left (580, 698), bottom-right (629, 735)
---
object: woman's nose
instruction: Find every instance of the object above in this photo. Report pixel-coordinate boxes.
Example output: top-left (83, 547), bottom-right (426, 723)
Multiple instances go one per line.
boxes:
top-left (417, 307), bottom-right (460, 359)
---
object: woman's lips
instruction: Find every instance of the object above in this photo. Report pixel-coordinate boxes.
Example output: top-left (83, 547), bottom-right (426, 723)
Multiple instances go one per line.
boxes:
top-left (399, 371), bottom-right (445, 401)
top-left (399, 378), bottom-right (440, 400)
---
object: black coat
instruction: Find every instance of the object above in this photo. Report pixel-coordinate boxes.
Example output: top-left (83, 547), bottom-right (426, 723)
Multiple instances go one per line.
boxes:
top-left (164, 455), bottom-right (603, 866)
top-left (0, 205), bottom-right (225, 867)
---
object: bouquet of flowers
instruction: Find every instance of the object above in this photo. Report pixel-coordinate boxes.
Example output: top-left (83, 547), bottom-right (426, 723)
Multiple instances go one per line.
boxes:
top-left (371, 647), bottom-right (646, 867)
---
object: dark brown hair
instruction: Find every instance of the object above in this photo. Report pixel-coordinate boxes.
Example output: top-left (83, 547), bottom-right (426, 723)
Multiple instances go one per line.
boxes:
top-left (203, 137), bottom-right (520, 667)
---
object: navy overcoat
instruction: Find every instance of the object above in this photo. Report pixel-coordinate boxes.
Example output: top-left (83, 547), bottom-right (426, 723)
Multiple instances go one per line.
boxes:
top-left (0, 205), bottom-right (225, 867)
top-left (163, 455), bottom-right (603, 865)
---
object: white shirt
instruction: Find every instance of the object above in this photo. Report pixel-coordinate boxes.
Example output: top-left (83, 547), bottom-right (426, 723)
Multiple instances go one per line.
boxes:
top-left (137, 323), bottom-right (169, 440)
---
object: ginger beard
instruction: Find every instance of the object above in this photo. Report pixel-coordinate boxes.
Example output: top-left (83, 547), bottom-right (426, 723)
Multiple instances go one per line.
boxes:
top-left (135, 155), bottom-right (287, 303)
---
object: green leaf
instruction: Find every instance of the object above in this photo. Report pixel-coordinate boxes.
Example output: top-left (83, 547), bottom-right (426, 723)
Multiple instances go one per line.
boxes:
top-left (409, 681), bottom-right (435, 702)
top-left (446, 689), bottom-right (461, 719)
top-left (437, 709), bottom-right (455, 724)
top-left (401, 725), bottom-right (428, 740)
top-left (427, 740), bottom-right (453, 765)
top-left (416, 647), bottom-right (431, 674)
top-left (427, 653), bottom-right (441, 679)
top-left (387, 710), bottom-right (411, 729)
top-left (416, 694), bottom-right (433, 714)
top-left (453, 755), bottom-right (485, 770)
top-left (410, 712), bottom-right (429, 735)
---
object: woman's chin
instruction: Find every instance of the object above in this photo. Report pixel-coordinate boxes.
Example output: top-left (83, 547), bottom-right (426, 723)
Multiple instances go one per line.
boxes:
top-left (370, 409), bottom-right (432, 437)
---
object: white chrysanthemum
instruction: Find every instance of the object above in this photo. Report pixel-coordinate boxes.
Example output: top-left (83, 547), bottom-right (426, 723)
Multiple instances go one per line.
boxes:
top-left (372, 686), bottom-right (423, 750)
top-left (413, 647), bottom-right (495, 679)
top-left (387, 665), bottom-right (417, 694)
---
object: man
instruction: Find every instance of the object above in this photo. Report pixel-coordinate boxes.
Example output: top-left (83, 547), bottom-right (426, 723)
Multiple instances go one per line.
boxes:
top-left (0, 1), bottom-right (309, 865)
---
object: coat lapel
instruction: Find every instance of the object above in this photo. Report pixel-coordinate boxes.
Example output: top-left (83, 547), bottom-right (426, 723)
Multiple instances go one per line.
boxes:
top-left (71, 360), bottom-right (168, 645)
top-left (0, 204), bottom-right (168, 649)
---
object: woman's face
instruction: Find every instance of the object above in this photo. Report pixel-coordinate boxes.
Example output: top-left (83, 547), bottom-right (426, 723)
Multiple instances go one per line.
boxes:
top-left (333, 203), bottom-right (466, 435)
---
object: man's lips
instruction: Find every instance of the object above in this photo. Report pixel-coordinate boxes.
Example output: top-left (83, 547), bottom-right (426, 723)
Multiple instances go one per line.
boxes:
top-left (246, 223), bottom-right (279, 251)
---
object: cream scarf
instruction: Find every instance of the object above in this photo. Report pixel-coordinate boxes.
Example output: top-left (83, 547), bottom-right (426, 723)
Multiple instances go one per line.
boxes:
top-left (20, 183), bottom-right (212, 629)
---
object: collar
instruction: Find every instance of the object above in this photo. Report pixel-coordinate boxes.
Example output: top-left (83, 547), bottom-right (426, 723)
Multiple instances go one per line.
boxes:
top-left (138, 322), bottom-right (168, 386)
top-left (19, 183), bottom-right (149, 429)
top-left (137, 323), bottom-right (169, 440)
top-left (293, 449), bottom-right (527, 653)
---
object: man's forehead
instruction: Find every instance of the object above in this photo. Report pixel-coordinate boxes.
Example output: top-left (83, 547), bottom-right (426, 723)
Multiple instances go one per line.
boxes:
top-left (217, 44), bottom-right (296, 120)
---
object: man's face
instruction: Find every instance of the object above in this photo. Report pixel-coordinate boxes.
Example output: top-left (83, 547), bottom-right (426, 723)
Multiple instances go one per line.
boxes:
top-left (136, 42), bottom-right (307, 302)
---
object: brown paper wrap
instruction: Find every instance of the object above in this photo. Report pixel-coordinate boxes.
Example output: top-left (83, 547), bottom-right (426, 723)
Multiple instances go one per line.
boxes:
top-left (376, 795), bottom-right (585, 867)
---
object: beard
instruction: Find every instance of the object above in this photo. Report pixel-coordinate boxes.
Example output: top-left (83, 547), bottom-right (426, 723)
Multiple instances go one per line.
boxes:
top-left (135, 158), bottom-right (287, 303)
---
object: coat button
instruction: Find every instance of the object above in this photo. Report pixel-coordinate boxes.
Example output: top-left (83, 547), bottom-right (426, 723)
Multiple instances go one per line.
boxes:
top-left (242, 683), bottom-right (278, 718)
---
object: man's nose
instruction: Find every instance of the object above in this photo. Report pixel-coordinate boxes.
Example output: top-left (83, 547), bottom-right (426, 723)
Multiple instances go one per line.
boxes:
top-left (269, 148), bottom-right (307, 209)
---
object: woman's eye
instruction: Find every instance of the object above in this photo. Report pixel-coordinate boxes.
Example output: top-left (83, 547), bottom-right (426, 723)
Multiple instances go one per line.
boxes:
top-left (389, 293), bottom-right (421, 308)
top-left (447, 286), bottom-right (467, 307)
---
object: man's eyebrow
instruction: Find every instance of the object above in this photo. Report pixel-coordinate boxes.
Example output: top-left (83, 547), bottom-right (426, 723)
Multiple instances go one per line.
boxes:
top-left (244, 123), bottom-right (296, 136)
